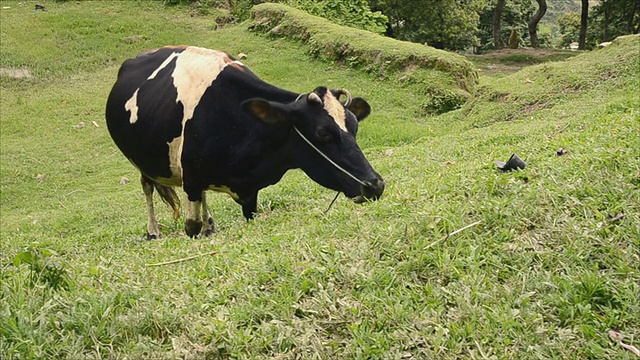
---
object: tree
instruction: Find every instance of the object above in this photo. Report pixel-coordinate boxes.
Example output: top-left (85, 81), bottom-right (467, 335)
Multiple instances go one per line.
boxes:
top-left (528, 0), bottom-right (547, 48)
top-left (591, 0), bottom-right (640, 42)
top-left (477, 0), bottom-right (536, 52)
top-left (579, 0), bottom-right (588, 49)
top-left (557, 11), bottom-right (581, 48)
top-left (493, 0), bottom-right (506, 49)
top-left (369, 0), bottom-right (485, 51)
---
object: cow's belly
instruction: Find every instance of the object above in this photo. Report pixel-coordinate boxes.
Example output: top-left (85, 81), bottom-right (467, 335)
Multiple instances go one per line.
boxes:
top-left (151, 176), bottom-right (239, 201)
top-left (155, 174), bottom-right (183, 187)
top-left (208, 185), bottom-right (240, 201)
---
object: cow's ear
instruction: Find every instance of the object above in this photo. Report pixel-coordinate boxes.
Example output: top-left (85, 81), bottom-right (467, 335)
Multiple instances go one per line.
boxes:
top-left (242, 99), bottom-right (289, 125)
top-left (346, 98), bottom-right (371, 122)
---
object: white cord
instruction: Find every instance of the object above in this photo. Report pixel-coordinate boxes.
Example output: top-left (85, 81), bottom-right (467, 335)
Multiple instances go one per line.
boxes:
top-left (293, 126), bottom-right (368, 187)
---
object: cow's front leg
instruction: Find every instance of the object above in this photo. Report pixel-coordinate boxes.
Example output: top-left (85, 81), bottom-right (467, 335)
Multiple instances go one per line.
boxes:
top-left (241, 192), bottom-right (258, 220)
top-left (200, 192), bottom-right (216, 237)
top-left (184, 187), bottom-right (204, 238)
top-left (185, 199), bottom-right (202, 238)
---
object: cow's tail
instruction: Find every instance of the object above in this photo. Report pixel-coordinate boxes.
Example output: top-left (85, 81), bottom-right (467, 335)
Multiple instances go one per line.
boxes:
top-left (154, 183), bottom-right (181, 220)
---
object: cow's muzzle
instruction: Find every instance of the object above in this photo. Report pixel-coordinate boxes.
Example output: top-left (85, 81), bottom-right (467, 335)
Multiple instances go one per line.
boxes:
top-left (354, 178), bottom-right (385, 203)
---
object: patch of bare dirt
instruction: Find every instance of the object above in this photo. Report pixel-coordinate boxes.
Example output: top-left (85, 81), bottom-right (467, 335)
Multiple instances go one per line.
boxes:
top-left (484, 47), bottom-right (574, 56)
top-left (0, 67), bottom-right (33, 78)
top-left (466, 48), bottom-right (579, 79)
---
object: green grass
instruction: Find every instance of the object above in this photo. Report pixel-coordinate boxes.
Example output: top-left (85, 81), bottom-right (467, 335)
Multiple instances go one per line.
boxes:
top-left (2, 2), bottom-right (639, 359)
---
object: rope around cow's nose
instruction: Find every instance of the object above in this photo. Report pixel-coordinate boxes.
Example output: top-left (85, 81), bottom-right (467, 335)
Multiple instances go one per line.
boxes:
top-left (293, 126), bottom-right (368, 188)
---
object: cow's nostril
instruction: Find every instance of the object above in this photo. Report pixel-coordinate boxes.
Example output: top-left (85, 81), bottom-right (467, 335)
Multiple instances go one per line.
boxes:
top-left (362, 178), bottom-right (385, 200)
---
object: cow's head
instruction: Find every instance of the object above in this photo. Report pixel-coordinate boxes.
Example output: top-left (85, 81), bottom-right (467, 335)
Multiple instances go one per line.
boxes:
top-left (243, 86), bottom-right (385, 203)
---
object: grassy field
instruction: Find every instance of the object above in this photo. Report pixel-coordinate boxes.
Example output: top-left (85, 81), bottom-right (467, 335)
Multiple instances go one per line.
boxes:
top-left (1, 2), bottom-right (639, 359)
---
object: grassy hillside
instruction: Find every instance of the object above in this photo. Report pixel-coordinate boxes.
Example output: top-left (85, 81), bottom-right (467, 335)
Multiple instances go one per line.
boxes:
top-left (249, 3), bottom-right (478, 114)
top-left (1, 2), bottom-right (639, 359)
top-left (459, 35), bottom-right (639, 128)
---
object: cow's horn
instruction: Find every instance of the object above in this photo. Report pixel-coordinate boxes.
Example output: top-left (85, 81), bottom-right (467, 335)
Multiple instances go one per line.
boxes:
top-left (337, 89), bottom-right (352, 106)
top-left (308, 92), bottom-right (322, 104)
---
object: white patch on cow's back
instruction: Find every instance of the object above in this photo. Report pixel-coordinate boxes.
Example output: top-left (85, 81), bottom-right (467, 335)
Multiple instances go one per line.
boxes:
top-left (122, 46), bottom-right (240, 182)
top-left (172, 47), bottom-right (228, 125)
top-left (169, 47), bottom-right (233, 179)
top-left (125, 89), bottom-right (140, 124)
top-left (148, 52), bottom-right (180, 80)
top-left (323, 92), bottom-right (347, 132)
top-left (124, 52), bottom-right (181, 125)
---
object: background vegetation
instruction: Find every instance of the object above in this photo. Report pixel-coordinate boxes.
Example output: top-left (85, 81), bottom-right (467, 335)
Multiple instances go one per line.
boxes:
top-left (1, 1), bottom-right (639, 359)
top-left (158, 0), bottom-right (639, 51)
top-left (249, 3), bottom-right (477, 114)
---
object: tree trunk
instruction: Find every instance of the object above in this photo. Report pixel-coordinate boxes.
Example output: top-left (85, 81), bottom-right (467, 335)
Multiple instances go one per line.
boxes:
top-left (528, 0), bottom-right (548, 48)
top-left (603, 2), bottom-right (609, 41)
top-left (628, 1), bottom-right (639, 34)
top-left (579, 0), bottom-right (588, 50)
top-left (493, 0), bottom-right (506, 49)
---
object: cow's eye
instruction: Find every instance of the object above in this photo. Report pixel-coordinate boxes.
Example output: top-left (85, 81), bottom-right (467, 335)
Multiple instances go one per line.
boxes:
top-left (316, 128), bottom-right (333, 142)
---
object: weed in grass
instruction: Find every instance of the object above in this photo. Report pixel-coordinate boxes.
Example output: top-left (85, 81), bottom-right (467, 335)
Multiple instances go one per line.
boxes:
top-left (12, 244), bottom-right (71, 291)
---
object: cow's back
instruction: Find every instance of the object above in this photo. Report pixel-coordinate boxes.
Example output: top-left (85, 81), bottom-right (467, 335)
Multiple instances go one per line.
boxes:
top-left (105, 46), bottom-right (239, 185)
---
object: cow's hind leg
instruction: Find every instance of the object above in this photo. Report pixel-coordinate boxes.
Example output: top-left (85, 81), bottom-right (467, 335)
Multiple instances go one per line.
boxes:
top-left (154, 181), bottom-right (181, 221)
top-left (141, 174), bottom-right (160, 240)
top-left (141, 174), bottom-right (181, 240)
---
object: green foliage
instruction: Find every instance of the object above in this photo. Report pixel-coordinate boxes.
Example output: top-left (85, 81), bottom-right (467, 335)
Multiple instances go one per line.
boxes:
top-left (291, 0), bottom-right (388, 34)
top-left (556, 10), bottom-right (609, 50)
top-left (591, 0), bottom-right (640, 42)
top-left (557, 11), bottom-right (582, 47)
top-left (228, 0), bottom-right (387, 33)
top-left (477, 0), bottom-right (536, 51)
top-left (13, 245), bottom-right (71, 291)
top-left (371, 0), bottom-right (486, 50)
top-left (530, 0), bottom-right (639, 49)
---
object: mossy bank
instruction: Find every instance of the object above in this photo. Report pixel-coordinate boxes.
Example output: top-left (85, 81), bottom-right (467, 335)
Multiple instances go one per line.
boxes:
top-left (249, 3), bottom-right (478, 114)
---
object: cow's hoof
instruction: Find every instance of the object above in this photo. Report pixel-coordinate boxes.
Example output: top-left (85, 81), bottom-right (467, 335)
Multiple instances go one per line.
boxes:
top-left (146, 233), bottom-right (158, 240)
top-left (200, 217), bottom-right (216, 237)
top-left (185, 219), bottom-right (202, 238)
top-left (201, 228), bottom-right (216, 237)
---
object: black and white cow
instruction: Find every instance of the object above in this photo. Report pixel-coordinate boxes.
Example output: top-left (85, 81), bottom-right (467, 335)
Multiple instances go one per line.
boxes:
top-left (106, 46), bottom-right (384, 239)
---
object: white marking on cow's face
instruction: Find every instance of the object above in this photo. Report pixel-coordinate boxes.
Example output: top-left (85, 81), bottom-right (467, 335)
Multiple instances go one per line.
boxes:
top-left (125, 89), bottom-right (139, 124)
top-left (323, 91), bottom-right (347, 132)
